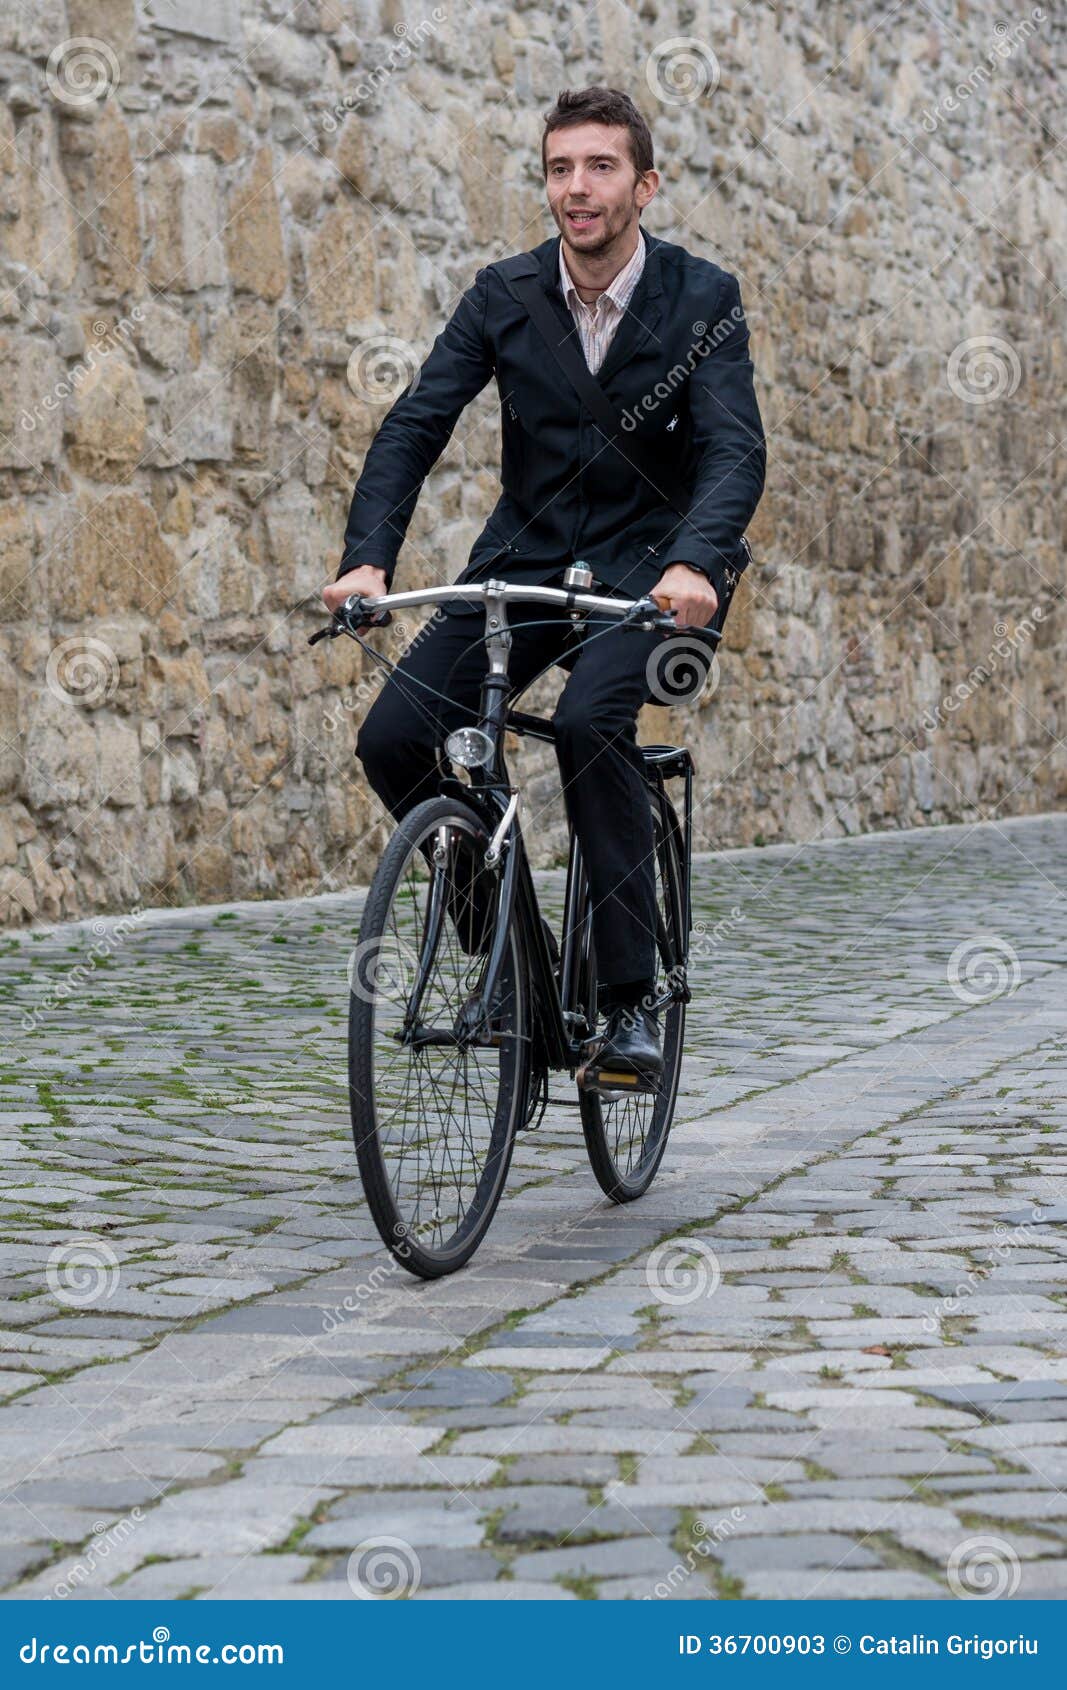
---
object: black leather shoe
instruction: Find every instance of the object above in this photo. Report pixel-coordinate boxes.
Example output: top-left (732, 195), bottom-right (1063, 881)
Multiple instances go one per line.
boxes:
top-left (592, 1002), bottom-right (663, 1079)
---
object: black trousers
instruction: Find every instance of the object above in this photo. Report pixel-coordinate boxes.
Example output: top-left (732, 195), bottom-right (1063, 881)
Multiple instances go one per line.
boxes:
top-left (356, 596), bottom-right (694, 988)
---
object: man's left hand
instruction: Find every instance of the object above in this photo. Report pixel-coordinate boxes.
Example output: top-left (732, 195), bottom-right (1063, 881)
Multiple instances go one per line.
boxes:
top-left (651, 563), bottom-right (719, 629)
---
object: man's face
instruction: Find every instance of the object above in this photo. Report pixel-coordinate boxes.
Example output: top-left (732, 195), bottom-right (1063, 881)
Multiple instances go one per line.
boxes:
top-left (544, 122), bottom-right (657, 258)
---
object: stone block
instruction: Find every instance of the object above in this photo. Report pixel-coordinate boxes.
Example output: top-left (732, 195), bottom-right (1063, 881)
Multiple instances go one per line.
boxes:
top-left (0, 500), bottom-right (34, 621)
top-left (226, 146), bottom-right (287, 301)
top-left (53, 492), bottom-right (179, 618)
top-left (67, 356), bottom-right (146, 481)
top-left (0, 335), bottom-right (64, 467)
top-left (149, 369), bottom-right (232, 466)
top-left (143, 0), bottom-right (243, 46)
top-left (145, 156), bottom-right (226, 292)
top-left (306, 203), bottom-right (376, 332)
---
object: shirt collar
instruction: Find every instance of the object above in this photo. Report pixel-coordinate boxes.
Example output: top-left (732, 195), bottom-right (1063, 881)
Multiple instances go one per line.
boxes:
top-left (558, 227), bottom-right (646, 313)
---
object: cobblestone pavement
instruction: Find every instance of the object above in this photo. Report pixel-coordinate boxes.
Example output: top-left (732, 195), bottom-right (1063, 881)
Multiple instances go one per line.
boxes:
top-left (1, 814), bottom-right (1065, 1601)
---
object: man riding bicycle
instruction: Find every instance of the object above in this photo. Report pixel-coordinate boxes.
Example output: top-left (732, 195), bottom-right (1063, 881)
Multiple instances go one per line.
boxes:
top-left (323, 85), bottom-right (766, 1083)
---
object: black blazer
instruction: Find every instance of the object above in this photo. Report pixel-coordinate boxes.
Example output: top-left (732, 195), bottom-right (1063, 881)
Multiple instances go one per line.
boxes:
top-left (338, 227), bottom-right (766, 608)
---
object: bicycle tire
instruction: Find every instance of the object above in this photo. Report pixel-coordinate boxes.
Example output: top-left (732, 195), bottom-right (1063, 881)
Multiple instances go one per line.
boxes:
top-left (348, 794), bottom-right (530, 1277)
top-left (578, 805), bottom-right (686, 1202)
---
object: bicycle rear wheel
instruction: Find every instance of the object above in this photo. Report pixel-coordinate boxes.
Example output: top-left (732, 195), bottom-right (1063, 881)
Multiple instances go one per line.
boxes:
top-left (579, 803), bottom-right (686, 1202)
top-left (348, 795), bottom-right (530, 1277)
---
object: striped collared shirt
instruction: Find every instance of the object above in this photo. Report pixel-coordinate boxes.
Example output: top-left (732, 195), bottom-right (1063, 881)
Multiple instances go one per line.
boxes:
top-left (558, 230), bottom-right (646, 374)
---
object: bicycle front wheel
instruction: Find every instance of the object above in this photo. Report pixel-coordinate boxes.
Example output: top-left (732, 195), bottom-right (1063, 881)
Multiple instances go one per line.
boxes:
top-left (348, 795), bottom-right (530, 1277)
top-left (579, 804), bottom-right (686, 1202)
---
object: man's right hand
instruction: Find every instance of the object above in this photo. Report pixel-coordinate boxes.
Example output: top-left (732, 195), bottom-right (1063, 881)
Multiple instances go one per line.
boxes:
top-left (322, 564), bottom-right (388, 616)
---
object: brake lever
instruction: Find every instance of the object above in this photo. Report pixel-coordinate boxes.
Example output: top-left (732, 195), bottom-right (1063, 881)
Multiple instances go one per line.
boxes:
top-left (307, 595), bottom-right (394, 647)
top-left (627, 598), bottom-right (722, 642)
top-left (620, 597), bottom-right (676, 633)
top-left (339, 593), bottom-right (393, 632)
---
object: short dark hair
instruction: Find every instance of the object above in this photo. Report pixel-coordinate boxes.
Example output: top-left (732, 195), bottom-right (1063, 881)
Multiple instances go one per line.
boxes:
top-left (541, 86), bottom-right (654, 181)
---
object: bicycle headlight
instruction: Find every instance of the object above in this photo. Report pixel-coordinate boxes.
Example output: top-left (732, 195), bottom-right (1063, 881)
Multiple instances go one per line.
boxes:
top-left (444, 726), bottom-right (494, 769)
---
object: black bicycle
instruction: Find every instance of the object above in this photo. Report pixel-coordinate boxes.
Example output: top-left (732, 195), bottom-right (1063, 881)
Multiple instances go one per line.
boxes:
top-left (310, 574), bottom-right (713, 1278)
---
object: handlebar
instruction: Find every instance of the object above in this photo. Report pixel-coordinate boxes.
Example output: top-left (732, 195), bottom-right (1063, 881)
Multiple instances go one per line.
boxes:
top-left (308, 579), bottom-right (721, 646)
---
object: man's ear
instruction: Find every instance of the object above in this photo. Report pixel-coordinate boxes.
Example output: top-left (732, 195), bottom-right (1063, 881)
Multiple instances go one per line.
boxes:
top-left (636, 168), bottom-right (660, 212)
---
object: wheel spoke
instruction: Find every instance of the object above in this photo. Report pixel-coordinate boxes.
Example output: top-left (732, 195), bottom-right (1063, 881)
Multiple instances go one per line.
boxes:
top-left (350, 805), bottom-right (526, 1270)
top-left (584, 809), bottom-right (685, 1193)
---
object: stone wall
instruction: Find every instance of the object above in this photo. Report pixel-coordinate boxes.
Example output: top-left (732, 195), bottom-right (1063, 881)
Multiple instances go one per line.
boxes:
top-left (0, 0), bottom-right (1064, 926)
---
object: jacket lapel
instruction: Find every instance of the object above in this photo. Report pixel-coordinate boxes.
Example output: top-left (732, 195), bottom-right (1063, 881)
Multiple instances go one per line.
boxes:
top-left (596, 232), bottom-right (664, 385)
top-left (529, 228), bottom-right (666, 390)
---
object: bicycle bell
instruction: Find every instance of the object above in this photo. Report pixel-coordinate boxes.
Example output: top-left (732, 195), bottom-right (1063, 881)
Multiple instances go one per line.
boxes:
top-left (563, 560), bottom-right (594, 591)
top-left (563, 560), bottom-right (594, 622)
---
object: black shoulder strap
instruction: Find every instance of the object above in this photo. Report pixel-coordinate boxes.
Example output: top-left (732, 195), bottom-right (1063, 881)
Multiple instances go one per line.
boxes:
top-left (509, 273), bottom-right (692, 518)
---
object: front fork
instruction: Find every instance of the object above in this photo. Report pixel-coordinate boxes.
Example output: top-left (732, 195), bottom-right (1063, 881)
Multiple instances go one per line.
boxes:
top-left (402, 826), bottom-right (451, 1033)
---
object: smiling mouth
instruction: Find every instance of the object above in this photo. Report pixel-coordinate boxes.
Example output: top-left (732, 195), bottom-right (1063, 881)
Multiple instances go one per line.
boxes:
top-left (566, 210), bottom-right (600, 227)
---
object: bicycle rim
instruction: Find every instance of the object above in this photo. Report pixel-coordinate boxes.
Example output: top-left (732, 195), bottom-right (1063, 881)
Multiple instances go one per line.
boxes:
top-left (579, 809), bottom-right (685, 1201)
top-left (348, 796), bottom-right (529, 1277)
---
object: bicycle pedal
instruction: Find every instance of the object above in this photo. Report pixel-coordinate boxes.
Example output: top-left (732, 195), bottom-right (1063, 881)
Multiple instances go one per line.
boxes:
top-left (577, 1060), bottom-right (657, 1096)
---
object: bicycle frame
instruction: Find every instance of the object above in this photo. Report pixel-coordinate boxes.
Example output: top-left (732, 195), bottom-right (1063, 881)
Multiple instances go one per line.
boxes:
top-left (320, 576), bottom-right (701, 1071)
top-left (440, 583), bottom-right (694, 1072)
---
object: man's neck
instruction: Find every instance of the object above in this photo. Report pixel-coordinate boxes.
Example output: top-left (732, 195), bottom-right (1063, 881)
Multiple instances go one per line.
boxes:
top-left (562, 221), bottom-right (642, 304)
